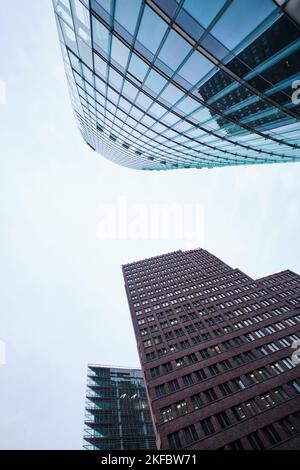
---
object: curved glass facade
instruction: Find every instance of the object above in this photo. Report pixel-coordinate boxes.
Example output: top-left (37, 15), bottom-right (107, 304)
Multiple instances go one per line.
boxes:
top-left (53, 0), bottom-right (300, 170)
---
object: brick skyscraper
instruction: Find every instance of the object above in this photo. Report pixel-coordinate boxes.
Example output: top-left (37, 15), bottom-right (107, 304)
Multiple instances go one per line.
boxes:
top-left (123, 249), bottom-right (300, 450)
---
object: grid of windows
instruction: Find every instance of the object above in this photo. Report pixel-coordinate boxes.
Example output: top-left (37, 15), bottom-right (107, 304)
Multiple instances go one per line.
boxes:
top-left (123, 248), bottom-right (300, 450)
top-left (84, 365), bottom-right (156, 450)
top-left (53, 0), bottom-right (300, 170)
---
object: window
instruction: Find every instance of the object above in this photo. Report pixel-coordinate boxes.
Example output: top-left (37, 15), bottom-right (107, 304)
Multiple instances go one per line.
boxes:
top-left (282, 357), bottom-right (295, 370)
top-left (167, 432), bottom-right (182, 450)
top-left (191, 393), bottom-right (203, 410)
top-left (232, 406), bottom-right (246, 421)
top-left (158, 348), bottom-right (167, 357)
top-left (273, 387), bottom-right (289, 402)
top-left (155, 384), bottom-right (166, 398)
top-left (278, 417), bottom-right (298, 437)
top-left (163, 362), bottom-right (173, 373)
top-left (200, 348), bottom-right (210, 359)
top-left (233, 354), bottom-right (244, 367)
top-left (247, 431), bottom-right (265, 450)
top-left (262, 424), bottom-right (282, 446)
top-left (204, 388), bottom-right (218, 403)
top-left (216, 411), bottom-right (230, 429)
top-left (195, 369), bottom-right (207, 381)
top-left (244, 350), bottom-right (256, 361)
top-left (260, 393), bottom-right (276, 408)
top-left (168, 379), bottom-right (180, 393)
top-left (175, 400), bottom-right (187, 417)
top-left (176, 357), bottom-right (185, 368)
top-left (161, 406), bottom-right (173, 423)
top-left (187, 353), bottom-right (197, 364)
top-left (226, 440), bottom-right (244, 450)
top-left (143, 339), bottom-right (152, 348)
top-left (208, 364), bottom-right (220, 376)
top-left (220, 359), bottom-right (232, 371)
top-left (231, 376), bottom-right (246, 391)
top-left (219, 382), bottom-right (231, 397)
top-left (182, 374), bottom-right (194, 387)
top-left (245, 400), bottom-right (261, 416)
top-left (183, 424), bottom-right (198, 444)
top-left (146, 352), bottom-right (156, 361)
top-left (270, 362), bottom-right (284, 375)
top-left (201, 417), bottom-right (215, 437)
top-left (150, 366), bottom-right (160, 379)
top-left (288, 380), bottom-right (300, 394)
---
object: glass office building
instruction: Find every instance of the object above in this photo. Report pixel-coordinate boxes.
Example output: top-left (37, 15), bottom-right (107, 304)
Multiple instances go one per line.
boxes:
top-left (53, 0), bottom-right (300, 170)
top-left (84, 364), bottom-right (156, 450)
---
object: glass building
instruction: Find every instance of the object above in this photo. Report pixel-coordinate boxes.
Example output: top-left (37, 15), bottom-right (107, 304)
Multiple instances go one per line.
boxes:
top-left (53, 0), bottom-right (300, 170)
top-left (83, 364), bottom-right (156, 450)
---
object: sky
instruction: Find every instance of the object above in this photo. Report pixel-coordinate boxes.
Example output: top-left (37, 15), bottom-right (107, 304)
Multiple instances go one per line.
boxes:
top-left (0, 0), bottom-right (299, 450)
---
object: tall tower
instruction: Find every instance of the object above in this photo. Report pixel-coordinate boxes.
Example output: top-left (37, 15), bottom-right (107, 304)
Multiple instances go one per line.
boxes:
top-left (123, 249), bottom-right (300, 449)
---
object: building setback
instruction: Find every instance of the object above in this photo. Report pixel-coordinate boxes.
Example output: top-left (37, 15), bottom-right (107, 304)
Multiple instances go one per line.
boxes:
top-left (122, 249), bottom-right (300, 450)
top-left (53, 0), bottom-right (300, 171)
top-left (84, 364), bottom-right (156, 450)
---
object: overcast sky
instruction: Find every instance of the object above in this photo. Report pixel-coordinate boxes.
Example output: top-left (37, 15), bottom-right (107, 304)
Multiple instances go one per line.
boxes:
top-left (0, 0), bottom-right (299, 450)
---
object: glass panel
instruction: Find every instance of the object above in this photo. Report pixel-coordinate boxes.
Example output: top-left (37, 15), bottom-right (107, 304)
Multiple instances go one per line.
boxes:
top-left (211, 0), bottom-right (276, 50)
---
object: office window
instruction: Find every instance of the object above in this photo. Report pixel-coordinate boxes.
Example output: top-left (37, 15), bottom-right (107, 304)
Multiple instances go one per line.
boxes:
top-left (260, 393), bottom-right (276, 408)
top-left (220, 359), bottom-right (232, 371)
top-left (195, 369), bottom-right (207, 382)
top-left (278, 417), bottom-right (298, 437)
top-left (155, 384), bottom-right (166, 398)
top-left (270, 362), bottom-right (284, 375)
top-left (219, 382), bottom-right (232, 397)
top-left (288, 380), bottom-right (300, 394)
top-left (231, 376), bottom-right (246, 391)
top-left (175, 400), bottom-right (188, 417)
top-left (204, 388), bottom-right (218, 403)
top-left (244, 350), bottom-right (256, 361)
top-left (246, 372), bottom-right (259, 385)
top-left (168, 379), bottom-right (180, 393)
top-left (167, 431), bottom-right (182, 450)
top-left (187, 353), bottom-right (198, 364)
top-left (191, 393), bottom-right (203, 410)
top-left (233, 354), bottom-right (244, 367)
top-left (163, 362), bottom-right (173, 373)
top-left (200, 348), bottom-right (210, 359)
top-left (262, 424), bottom-right (282, 446)
top-left (232, 406), bottom-right (246, 421)
top-left (182, 374), bottom-right (194, 387)
top-left (226, 440), bottom-right (244, 450)
top-left (273, 387), bottom-right (289, 402)
top-left (282, 357), bottom-right (295, 370)
top-left (201, 417), bottom-right (215, 437)
top-left (183, 424), bottom-right (198, 445)
top-left (161, 406), bottom-right (173, 423)
top-left (245, 399), bottom-right (261, 416)
top-left (247, 431), bottom-right (265, 450)
top-left (216, 411), bottom-right (230, 429)
top-left (146, 352), bottom-right (156, 361)
top-left (150, 366), bottom-right (160, 379)
top-left (208, 364), bottom-right (220, 376)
